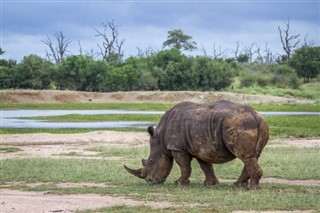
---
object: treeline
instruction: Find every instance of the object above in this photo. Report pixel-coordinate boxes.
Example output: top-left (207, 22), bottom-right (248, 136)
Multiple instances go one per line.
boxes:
top-left (0, 46), bottom-right (319, 92)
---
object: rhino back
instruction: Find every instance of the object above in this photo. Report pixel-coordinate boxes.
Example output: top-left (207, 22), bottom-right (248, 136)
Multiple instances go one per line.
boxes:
top-left (157, 101), bottom-right (263, 164)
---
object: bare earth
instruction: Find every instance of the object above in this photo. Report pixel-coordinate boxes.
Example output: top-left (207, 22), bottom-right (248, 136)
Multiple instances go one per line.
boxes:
top-left (1, 131), bottom-right (320, 212)
top-left (0, 90), bottom-right (319, 212)
top-left (0, 89), bottom-right (316, 104)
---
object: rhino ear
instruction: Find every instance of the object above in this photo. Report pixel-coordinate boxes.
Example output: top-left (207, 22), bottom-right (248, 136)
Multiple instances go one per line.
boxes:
top-left (142, 159), bottom-right (147, 166)
top-left (147, 126), bottom-right (154, 137)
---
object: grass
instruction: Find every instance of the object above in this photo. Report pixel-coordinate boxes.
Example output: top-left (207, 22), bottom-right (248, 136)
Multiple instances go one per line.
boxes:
top-left (225, 82), bottom-right (320, 102)
top-left (1, 101), bottom-right (320, 112)
top-left (0, 147), bottom-right (22, 153)
top-left (1, 146), bottom-right (320, 212)
top-left (266, 115), bottom-right (320, 139)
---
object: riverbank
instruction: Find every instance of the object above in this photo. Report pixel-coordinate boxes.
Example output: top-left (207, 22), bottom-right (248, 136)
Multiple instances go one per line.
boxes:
top-left (1, 89), bottom-right (316, 104)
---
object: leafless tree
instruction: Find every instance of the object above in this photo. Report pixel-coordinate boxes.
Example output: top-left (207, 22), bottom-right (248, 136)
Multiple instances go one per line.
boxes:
top-left (212, 42), bottom-right (228, 59)
top-left (94, 20), bottom-right (125, 62)
top-left (42, 31), bottom-right (71, 64)
top-left (263, 43), bottom-right (274, 64)
top-left (278, 19), bottom-right (300, 60)
top-left (231, 41), bottom-right (241, 59)
top-left (243, 43), bottom-right (258, 63)
top-left (200, 43), bottom-right (208, 57)
top-left (136, 47), bottom-right (156, 58)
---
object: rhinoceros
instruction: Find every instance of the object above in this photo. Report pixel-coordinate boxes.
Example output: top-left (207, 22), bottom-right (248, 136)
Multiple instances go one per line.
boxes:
top-left (124, 100), bottom-right (269, 189)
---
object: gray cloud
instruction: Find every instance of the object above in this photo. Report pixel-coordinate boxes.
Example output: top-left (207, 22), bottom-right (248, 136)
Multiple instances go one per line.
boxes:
top-left (1, 1), bottom-right (319, 61)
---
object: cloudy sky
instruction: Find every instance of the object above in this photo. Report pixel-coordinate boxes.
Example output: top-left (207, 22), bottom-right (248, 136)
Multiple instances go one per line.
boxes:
top-left (1, 0), bottom-right (319, 61)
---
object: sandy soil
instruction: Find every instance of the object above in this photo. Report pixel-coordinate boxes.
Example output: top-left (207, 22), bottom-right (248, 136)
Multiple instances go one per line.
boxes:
top-left (0, 89), bottom-right (315, 104)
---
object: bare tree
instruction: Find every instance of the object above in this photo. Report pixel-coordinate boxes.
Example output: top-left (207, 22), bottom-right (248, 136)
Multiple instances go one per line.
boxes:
top-left (243, 43), bottom-right (258, 63)
top-left (94, 20), bottom-right (125, 62)
top-left (200, 43), bottom-right (208, 57)
top-left (42, 31), bottom-right (71, 64)
top-left (212, 43), bottom-right (228, 59)
top-left (263, 43), bottom-right (274, 64)
top-left (231, 41), bottom-right (241, 59)
top-left (278, 19), bottom-right (300, 60)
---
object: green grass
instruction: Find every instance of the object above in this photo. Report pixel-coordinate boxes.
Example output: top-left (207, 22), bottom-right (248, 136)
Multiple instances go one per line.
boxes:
top-left (266, 115), bottom-right (320, 139)
top-left (225, 82), bottom-right (320, 102)
top-left (0, 147), bottom-right (22, 153)
top-left (1, 101), bottom-right (319, 112)
top-left (1, 146), bottom-right (320, 212)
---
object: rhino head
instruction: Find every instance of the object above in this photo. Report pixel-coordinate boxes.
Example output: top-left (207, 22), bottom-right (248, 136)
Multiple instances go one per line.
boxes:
top-left (124, 126), bottom-right (173, 185)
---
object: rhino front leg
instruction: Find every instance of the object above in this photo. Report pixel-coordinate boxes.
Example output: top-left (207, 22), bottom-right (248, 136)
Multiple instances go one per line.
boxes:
top-left (172, 151), bottom-right (192, 185)
top-left (196, 158), bottom-right (219, 186)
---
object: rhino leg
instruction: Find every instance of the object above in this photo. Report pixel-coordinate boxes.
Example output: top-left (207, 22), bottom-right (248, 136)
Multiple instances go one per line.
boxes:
top-left (243, 157), bottom-right (263, 190)
top-left (172, 151), bottom-right (192, 185)
top-left (196, 158), bottom-right (219, 186)
top-left (234, 166), bottom-right (250, 187)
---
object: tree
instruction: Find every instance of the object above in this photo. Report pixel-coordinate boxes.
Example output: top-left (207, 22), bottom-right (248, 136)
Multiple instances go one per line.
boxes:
top-left (237, 54), bottom-right (249, 63)
top-left (289, 46), bottom-right (320, 83)
top-left (15, 55), bottom-right (53, 89)
top-left (278, 20), bottom-right (300, 60)
top-left (0, 47), bottom-right (4, 55)
top-left (94, 20), bottom-right (125, 64)
top-left (163, 29), bottom-right (197, 51)
top-left (42, 31), bottom-right (71, 64)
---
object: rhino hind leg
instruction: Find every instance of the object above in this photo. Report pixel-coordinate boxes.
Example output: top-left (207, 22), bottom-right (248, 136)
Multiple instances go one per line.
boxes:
top-left (242, 157), bottom-right (263, 190)
top-left (196, 158), bottom-right (219, 186)
top-left (172, 151), bottom-right (192, 185)
top-left (234, 166), bottom-right (250, 187)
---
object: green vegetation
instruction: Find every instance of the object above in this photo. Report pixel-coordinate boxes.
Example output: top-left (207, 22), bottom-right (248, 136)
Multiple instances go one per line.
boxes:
top-left (267, 116), bottom-right (320, 139)
top-left (1, 45), bottom-right (319, 93)
top-left (0, 147), bottom-right (22, 153)
top-left (1, 101), bottom-right (319, 112)
top-left (226, 82), bottom-right (320, 102)
top-left (1, 146), bottom-right (319, 212)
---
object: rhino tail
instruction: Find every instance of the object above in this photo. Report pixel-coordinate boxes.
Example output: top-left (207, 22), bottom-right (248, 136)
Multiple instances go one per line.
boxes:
top-left (254, 113), bottom-right (269, 157)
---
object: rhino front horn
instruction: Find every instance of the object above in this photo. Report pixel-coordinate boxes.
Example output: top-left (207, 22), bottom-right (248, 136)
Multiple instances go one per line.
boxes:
top-left (124, 165), bottom-right (144, 179)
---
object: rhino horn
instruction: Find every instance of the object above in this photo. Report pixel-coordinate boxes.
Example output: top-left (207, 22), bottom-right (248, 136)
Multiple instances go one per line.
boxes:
top-left (124, 165), bottom-right (144, 179)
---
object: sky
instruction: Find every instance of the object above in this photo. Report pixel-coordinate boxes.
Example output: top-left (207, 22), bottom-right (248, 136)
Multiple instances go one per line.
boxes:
top-left (1, 0), bottom-right (319, 62)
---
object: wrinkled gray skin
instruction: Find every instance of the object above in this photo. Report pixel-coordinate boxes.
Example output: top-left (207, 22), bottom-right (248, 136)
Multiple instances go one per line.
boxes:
top-left (124, 100), bottom-right (269, 189)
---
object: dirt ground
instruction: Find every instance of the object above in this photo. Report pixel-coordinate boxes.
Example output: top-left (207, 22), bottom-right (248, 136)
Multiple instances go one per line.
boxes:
top-left (1, 131), bottom-right (320, 213)
top-left (0, 90), bottom-right (319, 212)
top-left (0, 89), bottom-right (316, 104)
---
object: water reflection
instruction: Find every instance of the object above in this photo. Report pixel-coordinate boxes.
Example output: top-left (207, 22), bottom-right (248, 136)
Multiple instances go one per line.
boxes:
top-left (1, 110), bottom-right (319, 129)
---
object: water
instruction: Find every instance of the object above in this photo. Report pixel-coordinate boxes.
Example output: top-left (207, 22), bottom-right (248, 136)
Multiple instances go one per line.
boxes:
top-left (1, 110), bottom-right (319, 129)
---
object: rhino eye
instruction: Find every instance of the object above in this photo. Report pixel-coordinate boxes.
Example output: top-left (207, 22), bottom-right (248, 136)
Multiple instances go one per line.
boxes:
top-left (148, 158), bottom-right (154, 164)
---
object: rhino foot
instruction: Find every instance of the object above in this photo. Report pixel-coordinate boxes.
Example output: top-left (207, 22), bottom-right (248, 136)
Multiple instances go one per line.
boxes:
top-left (247, 181), bottom-right (261, 190)
top-left (204, 178), bottom-right (219, 186)
top-left (234, 180), bottom-right (248, 188)
top-left (175, 178), bottom-right (190, 185)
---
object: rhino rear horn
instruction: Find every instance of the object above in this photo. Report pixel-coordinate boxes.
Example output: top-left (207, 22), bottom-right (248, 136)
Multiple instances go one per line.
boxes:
top-left (124, 165), bottom-right (144, 179)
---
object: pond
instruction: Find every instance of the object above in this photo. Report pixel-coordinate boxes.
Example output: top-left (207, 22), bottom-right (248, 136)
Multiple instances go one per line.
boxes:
top-left (1, 110), bottom-right (319, 129)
